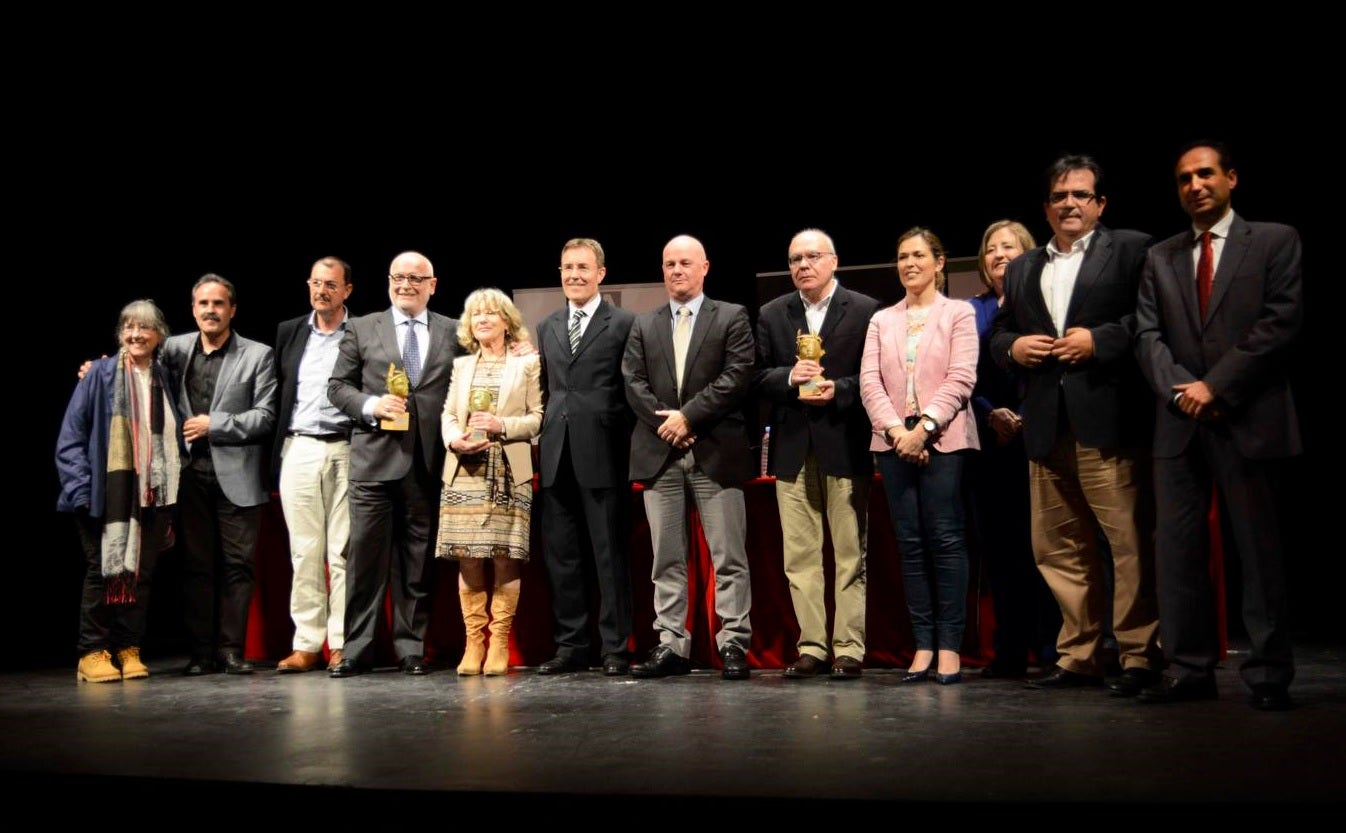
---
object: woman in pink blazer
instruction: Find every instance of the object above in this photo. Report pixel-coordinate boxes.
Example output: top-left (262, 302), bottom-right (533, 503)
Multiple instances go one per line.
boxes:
top-left (438, 288), bottom-right (544, 676)
top-left (860, 227), bottom-right (979, 684)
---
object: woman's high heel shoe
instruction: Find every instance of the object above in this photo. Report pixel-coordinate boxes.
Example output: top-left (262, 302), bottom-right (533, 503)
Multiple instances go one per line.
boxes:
top-left (935, 670), bottom-right (963, 685)
top-left (901, 667), bottom-right (931, 683)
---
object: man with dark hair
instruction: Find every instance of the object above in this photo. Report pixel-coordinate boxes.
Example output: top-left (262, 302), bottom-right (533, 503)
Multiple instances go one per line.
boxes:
top-left (990, 155), bottom-right (1162, 693)
top-left (163, 274), bottom-right (278, 675)
top-left (1135, 141), bottom-right (1303, 711)
top-left (272, 256), bottom-right (355, 673)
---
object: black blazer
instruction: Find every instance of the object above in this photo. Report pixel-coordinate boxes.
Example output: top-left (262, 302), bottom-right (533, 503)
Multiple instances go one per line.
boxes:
top-left (327, 308), bottom-right (462, 482)
top-left (990, 225), bottom-right (1153, 459)
top-left (754, 285), bottom-right (880, 479)
top-left (536, 300), bottom-right (636, 489)
top-left (623, 296), bottom-right (755, 487)
top-left (1135, 214), bottom-right (1303, 460)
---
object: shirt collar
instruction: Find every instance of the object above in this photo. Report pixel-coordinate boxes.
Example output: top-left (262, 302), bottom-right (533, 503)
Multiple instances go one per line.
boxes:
top-left (391, 307), bottom-right (429, 327)
top-left (1046, 229), bottom-right (1096, 259)
top-left (569, 294), bottom-right (602, 317)
top-left (799, 279), bottom-right (838, 312)
top-left (1193, 209), bottom-right (1236, 242)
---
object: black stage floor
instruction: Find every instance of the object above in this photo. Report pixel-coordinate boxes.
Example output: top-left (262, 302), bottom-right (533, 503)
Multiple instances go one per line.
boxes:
top-left (4, 641), bottom-right (1344, 817)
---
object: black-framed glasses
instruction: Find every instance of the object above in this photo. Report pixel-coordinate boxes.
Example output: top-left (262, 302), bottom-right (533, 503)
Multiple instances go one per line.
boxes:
top-left (389, 273), bottom-right (433, 285)
top-left (1048, 190), bottom-right (1097, 205)
top-left (787, 251), bottom-right (835, 267)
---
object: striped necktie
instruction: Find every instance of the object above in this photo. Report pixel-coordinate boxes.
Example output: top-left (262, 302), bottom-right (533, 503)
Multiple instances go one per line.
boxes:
top-left (402, 319), bottom-right (421, 387)
top-left (568, 309), bottom-right (585, 354)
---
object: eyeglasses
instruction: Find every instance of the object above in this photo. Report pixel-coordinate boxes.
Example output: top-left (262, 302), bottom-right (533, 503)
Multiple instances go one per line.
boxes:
top-left (389, 273), bottom-right (433, 285)
top-left (121, 322), bottom-right (156, 333)
top-left (307, 279), bottom-right (344, 292)
top-left (1048, 190), bottom-right (1097, 205)
top-left (787, 251), bottom-right (835, 267)
top-left (559, 264), bottom-right (595, 274)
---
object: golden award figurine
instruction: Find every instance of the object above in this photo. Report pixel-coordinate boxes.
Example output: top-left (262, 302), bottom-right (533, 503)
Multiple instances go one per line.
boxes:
top-left (467, 387), bottom-right (496, 442)
top-left (796, 329), bottom-right (826, 399)
top-left (381, 362), bottom-right (411, 431)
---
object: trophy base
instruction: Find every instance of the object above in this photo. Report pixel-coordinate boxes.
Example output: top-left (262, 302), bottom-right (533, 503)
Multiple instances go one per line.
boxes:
top-left (468, 429), bottom-right (488, 443)
top-left (380, 413), bottom-right (410, 432)
top-left (798, 380), bottom-right (825, 399)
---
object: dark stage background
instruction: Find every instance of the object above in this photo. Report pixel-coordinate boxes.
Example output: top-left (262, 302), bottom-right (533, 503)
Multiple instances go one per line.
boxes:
top-left (24, 79), bottom-right (1335, 669)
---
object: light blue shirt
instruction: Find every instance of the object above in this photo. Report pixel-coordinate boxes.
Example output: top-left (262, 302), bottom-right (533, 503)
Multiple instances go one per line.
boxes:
top-left (287, 311), bottom-right (352, 436)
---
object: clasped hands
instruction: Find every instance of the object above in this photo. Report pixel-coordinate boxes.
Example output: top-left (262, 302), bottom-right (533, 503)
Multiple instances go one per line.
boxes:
top-left (1013, 328), bottom-right (1094, 367)
top-left (888, 426), bottom-right (929, 466)
top-left (654, 409), bottom-right (696, 450)
top-left (1172, 380), bottom-right (1223, 421)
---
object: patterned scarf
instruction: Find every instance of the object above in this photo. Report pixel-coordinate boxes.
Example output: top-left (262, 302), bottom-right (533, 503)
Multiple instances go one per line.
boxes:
top-left (100, 351), bottom-right (170, 605)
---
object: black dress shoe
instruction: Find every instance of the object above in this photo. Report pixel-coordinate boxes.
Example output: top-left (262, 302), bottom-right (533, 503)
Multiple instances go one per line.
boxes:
top-left (1137, 674), bottom-right (1218, 704)
top-left (602, 654), bottom-right (630, 676)
top-left (1025, 667), bottom-right (1103, 689)
top-left (399, 655), bottom-right (430, 675)
top-left (1107, 667), bottom-right (1161, 697)
top-left (182, 656), bottom-right (216, 676)
top-left (1249, 683), bottom-right (1292, 711)
top-left (831, 656), bottom-right (863, 679)
top-left (784, 654), bottom-right (829, 679)
top-left (328, 658), bottom-right (370, 678)
top-left (630, 645), bottom-right (691, 679)
top-left (538, 655), bottom-right (589, 675)
top-left (900, 667), bottom-right (931, 683)
top-left (219, 652), bottom-right (254, 675)
top-left (935, 670), bottom-right (963, 685)
top-left (720, 645), bottom-right (750, 680)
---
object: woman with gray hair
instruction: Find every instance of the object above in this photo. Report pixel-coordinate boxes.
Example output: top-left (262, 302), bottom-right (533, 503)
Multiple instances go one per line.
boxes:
top-left (56, 300), bottom-right (186, 682)
top-left (438, 288), bottom-right (543, 676)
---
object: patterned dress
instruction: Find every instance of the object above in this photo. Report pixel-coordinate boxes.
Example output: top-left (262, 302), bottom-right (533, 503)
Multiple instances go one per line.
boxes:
top-left (435, 356), bottom-right (532, 561)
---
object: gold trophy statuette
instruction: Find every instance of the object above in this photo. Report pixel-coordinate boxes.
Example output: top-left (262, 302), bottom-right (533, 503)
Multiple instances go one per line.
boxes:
top-left (796, 330), bottom-right (826, 399)
top-left (467, 387), bottom-right (496, 442)
top-left (381, 362), bottom-right (411, 431)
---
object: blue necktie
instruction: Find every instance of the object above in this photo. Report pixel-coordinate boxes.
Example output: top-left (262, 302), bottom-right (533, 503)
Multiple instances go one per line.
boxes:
top-left (403, 320), bottom-right (421, 388)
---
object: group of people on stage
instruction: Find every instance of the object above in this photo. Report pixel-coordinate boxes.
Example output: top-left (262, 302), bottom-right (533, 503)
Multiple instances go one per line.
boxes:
top-left (56, 140), bottom-right (1304, 711)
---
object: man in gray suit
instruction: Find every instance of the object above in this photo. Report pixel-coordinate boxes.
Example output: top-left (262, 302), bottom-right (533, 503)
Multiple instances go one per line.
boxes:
top-left (1135, 140), bottom-right (1303, 711)
top-left (623, 234), bottom-right (755, 680)
top-left (326, 251), bottom-right (460, 677)
top-left (163, 274), bottom-right (278, 676)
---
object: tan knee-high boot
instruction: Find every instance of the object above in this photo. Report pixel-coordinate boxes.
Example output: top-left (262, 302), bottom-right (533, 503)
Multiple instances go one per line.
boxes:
top-left (457, 588), bottom-right (490, 676)
top-left (483, 583), bottom-right (520, 676)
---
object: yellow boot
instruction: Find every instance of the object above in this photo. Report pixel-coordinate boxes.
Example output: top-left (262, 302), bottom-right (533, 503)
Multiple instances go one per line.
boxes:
top-left (483, 583), bottom-right (520, 676)
top-left (457, 588), bottom-right (490, 676)
top-left (77, 649), bottom-right (120, 683)
top-left (117, 647), bottom-right (150, 680)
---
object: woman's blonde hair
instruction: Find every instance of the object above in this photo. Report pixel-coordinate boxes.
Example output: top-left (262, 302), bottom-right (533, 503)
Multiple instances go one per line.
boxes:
top-left (456, 287), bottom-right (528, 351)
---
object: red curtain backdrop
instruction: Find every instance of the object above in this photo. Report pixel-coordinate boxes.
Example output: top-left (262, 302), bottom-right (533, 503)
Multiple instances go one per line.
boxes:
top-left (245, 477), bottom-right (1224, 669)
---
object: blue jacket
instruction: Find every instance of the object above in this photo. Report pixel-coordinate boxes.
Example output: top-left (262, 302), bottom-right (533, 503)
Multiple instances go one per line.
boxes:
top-left (55, 356), bottom-right (185, 518)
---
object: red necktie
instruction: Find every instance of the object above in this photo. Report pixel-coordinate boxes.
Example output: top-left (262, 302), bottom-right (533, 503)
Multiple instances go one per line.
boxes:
top-left (1197, 231), bottom-right (1214, 319)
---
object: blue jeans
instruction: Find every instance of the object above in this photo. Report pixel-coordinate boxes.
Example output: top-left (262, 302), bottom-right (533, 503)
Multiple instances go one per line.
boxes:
top-left (876, 450), bottom-right (969, 652)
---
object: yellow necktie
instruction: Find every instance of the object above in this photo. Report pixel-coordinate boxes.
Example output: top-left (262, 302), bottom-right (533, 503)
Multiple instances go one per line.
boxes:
top-left (673, 305), bottom-right (691, 392)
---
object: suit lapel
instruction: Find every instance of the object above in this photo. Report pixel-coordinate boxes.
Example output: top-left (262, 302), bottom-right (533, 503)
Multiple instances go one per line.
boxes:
top-left (1207, 216), bottom-right (1251, 323)
top-left (1170, 234), bottom-right (1202, 332)
top-left (1018, 249), bottom-right (1055, 335)
top-left (652, 304), bottom-right (677, 385)
top-left (377, 310), bottom-right (402, 380)
top-left (786, 294), bottom-right (809, 341)
top-left (547, 308), bottom-right (572, 361)
top-left (1066, 228), bottom-right (1114, 328)
top-left (684, 297), bottom-right (714, 374)
top-left (816, 288), bottom-right (847, 342)
top-left (573, 301), bottom-right (611, 362)
top-left (212, 335), bottom-right (242, 408)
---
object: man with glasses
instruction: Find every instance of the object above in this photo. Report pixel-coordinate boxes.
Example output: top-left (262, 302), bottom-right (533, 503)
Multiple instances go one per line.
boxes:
top-left (754, 229), bottom-right (880, 679)
top-left (533, 238), bottom-right (637, 676)
top-left (326, 252), bottom-right (459, 677)
top-left (271, 256), bottom-right (355, 673)
top-left (990, 154), bottom-right (1162, 694)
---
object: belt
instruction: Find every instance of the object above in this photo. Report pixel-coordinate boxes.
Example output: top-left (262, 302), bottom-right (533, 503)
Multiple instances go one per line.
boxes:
top-left (288, 432), bottom-right (349, 442)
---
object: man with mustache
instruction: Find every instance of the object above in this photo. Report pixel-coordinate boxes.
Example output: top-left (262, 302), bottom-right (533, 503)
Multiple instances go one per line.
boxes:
top-left (271, 257), bottom-right (356, 673)
top-left (990, 155), bottom-right (1162, 694)
top-left (163, 275), bottom-right (278, 675)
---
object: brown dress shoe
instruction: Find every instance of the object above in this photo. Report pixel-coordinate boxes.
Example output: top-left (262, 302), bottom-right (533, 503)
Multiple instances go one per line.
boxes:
top-left (784, 654), bottom-right (830, 679)
top-left (327, 650), bottom-right (344, 671)
top-left (277, 650), bottom-right (323, 673)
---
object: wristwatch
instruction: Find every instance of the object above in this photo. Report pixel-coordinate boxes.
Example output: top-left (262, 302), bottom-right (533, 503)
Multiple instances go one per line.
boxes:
top-left (920, 415), bottom-right (937, 434)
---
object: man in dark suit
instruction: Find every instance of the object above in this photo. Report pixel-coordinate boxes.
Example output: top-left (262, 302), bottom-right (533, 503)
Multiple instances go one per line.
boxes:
top-left (163, 274), bottom-right (278, 676)
top-left (326, 251), bottom-right (460, 677)
top-left (624, 234), bottom-right (755, 680)
top-left (1135, 141), bottom-right (1302, 711)
top-left (534, 238), bottom-right (636, 677)
top-left (271, 256), bottom-right (355, 673)
top-left (755, 229), bottom-right (880, 679)
top-left (990, 154), bottom-right (1161, 694)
